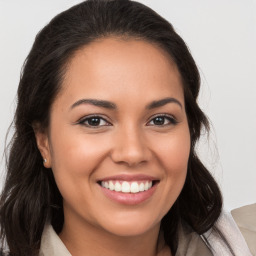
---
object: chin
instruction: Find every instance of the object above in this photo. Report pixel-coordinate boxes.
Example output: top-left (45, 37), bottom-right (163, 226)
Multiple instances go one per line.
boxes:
top-left (98, 214), bottom-right (161, 237)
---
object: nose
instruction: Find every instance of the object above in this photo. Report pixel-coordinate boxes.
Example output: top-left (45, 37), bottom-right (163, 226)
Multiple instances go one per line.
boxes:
top-left (110, 125), bottom-right (151, 167)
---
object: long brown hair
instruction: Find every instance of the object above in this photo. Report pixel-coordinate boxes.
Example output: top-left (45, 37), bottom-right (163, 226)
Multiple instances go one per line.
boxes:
top-left (0, 0), bottom-right (231, 255)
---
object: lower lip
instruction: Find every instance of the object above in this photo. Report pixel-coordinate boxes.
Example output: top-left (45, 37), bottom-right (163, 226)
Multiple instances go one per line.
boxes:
top-left (99, 183), bottom-right (158, 205)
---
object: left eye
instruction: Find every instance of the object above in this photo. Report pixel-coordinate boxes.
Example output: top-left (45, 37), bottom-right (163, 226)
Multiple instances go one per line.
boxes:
top-left (147, 115), bottom-right (177, 126)
top-left (79, 116), bottom-right (110, 127)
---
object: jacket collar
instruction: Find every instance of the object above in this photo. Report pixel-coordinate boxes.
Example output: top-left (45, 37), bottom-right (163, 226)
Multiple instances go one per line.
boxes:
top-left (39, 224), bottom-right (71, 256)
top-left (39, 222), bottom-right (212, 256)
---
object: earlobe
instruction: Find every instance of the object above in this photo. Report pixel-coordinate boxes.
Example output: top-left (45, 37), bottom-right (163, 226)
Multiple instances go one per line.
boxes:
top-left (33, 123), bottom-right (52, 168)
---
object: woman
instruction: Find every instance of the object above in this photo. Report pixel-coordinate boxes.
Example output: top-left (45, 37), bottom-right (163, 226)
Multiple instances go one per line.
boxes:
top-left (0, 0), bottom-right (251, 255)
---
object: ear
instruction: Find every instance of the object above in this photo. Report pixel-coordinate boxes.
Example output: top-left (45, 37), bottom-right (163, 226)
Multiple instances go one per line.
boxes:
top-left (33, 122), bottom-right (52, 168)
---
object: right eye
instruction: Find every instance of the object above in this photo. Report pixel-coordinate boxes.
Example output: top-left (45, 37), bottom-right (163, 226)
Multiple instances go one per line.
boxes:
top-left (147, 114), bottom-right (178, 127)
top-left (78, 116), bottom-right (111, 128)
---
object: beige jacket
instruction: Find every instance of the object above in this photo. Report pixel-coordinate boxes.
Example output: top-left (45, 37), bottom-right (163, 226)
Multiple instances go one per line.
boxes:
top-left (39, 211), bottom-right (252, 256)
top-left (231, 204), bottom-right (256, 256)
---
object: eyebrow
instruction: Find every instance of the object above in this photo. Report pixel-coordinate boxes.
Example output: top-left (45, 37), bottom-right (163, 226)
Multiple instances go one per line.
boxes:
top-left (70, 99), bottom-right (117, 110)
top-left (70, 97), bottom-right (182, 110)
top-left (146, 97), bottom-right (183, 109)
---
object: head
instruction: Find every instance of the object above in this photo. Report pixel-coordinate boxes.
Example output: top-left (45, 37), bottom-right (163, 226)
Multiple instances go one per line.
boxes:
top-left (0, 0), bottom-right (222, 255)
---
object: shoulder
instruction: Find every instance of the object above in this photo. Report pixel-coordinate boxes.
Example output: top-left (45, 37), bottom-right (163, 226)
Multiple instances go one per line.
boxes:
top-left (176, 210), bottom-right (253, 256)
top-left (205, 210), bottom-right (253, 256)
top-left (176, 222), bottom-right (213, 256)
top-left (231, 203), bottom-right (256, 256)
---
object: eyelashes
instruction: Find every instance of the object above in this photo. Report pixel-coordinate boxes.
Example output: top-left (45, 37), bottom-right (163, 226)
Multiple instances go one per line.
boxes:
top-left (147, 114), bottom-right (178, 126)
top-left (77, 114), bottom-right (178, 128)
top-left (77, 115), bottom-right (111, 128)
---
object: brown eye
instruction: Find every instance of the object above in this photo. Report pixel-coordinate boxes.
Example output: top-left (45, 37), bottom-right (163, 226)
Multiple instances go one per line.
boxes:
top-left (87, 117), bottom-right (101, 126)
top-left (152, 117), bottom-right (165, 125)
top-left (147, 115), bottom-right (177, 126)
top-left (78, 116), bottom-right (110, 127)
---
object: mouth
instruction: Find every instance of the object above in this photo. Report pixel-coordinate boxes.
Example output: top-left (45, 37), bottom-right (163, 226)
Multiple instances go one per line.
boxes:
top-left (97, 176), bottom-right (160, 205)
top-left (98, 180), bottom-right (159, 194)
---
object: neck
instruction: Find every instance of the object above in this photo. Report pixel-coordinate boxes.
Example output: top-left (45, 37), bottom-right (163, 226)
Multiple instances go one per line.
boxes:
top-left (59, 214), bottom-right (169, 256)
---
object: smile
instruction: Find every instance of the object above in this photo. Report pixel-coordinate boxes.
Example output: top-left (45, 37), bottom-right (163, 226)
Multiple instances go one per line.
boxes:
top-left (101, 180), bottom-right (153, 193)
top-left (98, 176), bottom-right (159, 205)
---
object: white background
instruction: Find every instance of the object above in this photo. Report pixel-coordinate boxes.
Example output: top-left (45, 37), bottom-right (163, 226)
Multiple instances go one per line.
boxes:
top-left (0, 0), bottom-right (255, 211)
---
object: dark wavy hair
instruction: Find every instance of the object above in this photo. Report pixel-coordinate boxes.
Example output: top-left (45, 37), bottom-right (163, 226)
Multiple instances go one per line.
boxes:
top-left (0, 0), bottom-right (232, 255)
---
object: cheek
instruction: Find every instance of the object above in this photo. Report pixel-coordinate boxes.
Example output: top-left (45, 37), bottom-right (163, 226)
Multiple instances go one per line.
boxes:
top-left (157, 128), bottom-right (190, 174)
top-left (50, 130), bottom-right (108, 176)
top-left (162, 141), bottom-right (190, 193)
top-left (48, 134), bottom-right (109, 214)
top-left (152, 126), bottom-right (190, 208)
top-left (48, 127), bottom-right (110, 199)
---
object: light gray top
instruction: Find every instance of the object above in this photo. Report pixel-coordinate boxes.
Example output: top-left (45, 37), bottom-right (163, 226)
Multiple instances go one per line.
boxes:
top-left (39, 211), bottom-right (252, 256)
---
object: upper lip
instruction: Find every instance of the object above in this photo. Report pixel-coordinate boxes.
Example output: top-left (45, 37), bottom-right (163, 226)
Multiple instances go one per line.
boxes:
top-left (98, 174), bottom-right (159, 182)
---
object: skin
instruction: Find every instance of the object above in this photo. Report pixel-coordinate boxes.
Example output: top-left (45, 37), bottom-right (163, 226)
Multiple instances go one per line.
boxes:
top-left (35, 37), bottom-right (191, 256)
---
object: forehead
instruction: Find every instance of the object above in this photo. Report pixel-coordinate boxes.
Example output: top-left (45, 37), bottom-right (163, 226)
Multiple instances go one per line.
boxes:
top-left (59, 37), bottom-right (184, 105)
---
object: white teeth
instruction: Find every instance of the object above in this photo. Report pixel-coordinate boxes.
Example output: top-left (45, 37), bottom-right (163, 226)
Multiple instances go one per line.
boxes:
top-left (115, 181), bottom-right (122, 192)
top-left (100, 180), bottom-right (154, 193)
top-left (130, 182), bottom-right (139, 193)
top-left (139, 183), bottom-right (145, 192)
top-left (144, 181), bottom-right (149, 190)
top-left (109, 181), bottom-right (115, 190)
top-left (122, 181), bottom-right (130, 193)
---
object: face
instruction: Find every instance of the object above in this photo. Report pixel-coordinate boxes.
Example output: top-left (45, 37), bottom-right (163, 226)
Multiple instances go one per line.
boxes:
top-left (36, 38), bottom-right (190, 237)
